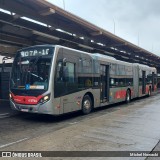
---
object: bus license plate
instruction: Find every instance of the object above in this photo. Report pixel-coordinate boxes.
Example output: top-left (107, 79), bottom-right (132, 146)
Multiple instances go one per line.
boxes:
top-left (21, 108), bottom-right (29, 112)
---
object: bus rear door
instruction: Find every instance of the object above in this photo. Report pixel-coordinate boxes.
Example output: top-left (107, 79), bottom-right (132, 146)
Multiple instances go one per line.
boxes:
top-left (142, 71), bottom-right (146, 94)
top-left (100, 65), bottom-right (109, 103)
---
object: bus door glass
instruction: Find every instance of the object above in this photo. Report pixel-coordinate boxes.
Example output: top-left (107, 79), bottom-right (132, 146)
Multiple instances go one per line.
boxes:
top-left (152, 72), bottom-right (155, 91)
top-left (100, 65), bottom-right (109, 102)
top-left (142, 71), bottom-right (146, 94)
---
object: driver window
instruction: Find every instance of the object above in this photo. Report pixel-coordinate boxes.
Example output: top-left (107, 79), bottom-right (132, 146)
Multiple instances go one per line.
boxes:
top-left (56, 61), bottom-right (63, 82)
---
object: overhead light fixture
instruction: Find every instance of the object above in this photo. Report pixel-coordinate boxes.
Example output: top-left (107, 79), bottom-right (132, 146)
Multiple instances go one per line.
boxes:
top-left (39, 8), bottom-right (55, 16)
top-left (104, 51), bottom-right (115, 56)
top-left (32, 30), bottom-right (60, 41)
top-left (120, 50), bottom-right (126, 53)
top-left (97, 43), bottom-right (104, 46)
top-left (48, 25), bottom-right (55, 31)
top-left (13, 14), bottom-right (21, 19)
top-left (79, 37), bottom-right (84, 40)
top-left (22, 17), bottom-right (47, 27)
top-left (121, 56), bottom-right (130, 59)
top-left (78, 44), bottom-right (94, 50)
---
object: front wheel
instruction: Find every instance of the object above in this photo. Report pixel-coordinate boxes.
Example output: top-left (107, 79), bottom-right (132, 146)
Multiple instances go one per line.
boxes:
top-left (82, 95), bottom-right (92, 114)
top-left (126, 90), bottom-right (131, 103)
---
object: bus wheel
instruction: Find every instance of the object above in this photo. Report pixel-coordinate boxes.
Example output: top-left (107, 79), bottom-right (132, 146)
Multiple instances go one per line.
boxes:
top-left (82, 95), bottom-right (92, 114)
top-left (126, 90), bottom-right (131, 103)
top-left (148, 88), bottom-right (151, 97)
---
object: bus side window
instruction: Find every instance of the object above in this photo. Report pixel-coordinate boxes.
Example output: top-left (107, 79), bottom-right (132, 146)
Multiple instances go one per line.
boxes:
top-left (56, 61), bottom-right (75, 82)
top-left (64, 62), bottom-right (75, 83)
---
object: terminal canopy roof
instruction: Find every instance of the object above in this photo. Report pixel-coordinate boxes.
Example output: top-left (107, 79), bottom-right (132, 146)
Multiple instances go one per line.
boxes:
top-left (0, 0), bottom-right (160, 67)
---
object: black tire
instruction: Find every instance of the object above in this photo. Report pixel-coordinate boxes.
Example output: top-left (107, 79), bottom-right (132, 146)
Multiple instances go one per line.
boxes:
top-left (82, 95), bottom-right (92, 114)
top-left (126, 90), bottom-right (131, 103)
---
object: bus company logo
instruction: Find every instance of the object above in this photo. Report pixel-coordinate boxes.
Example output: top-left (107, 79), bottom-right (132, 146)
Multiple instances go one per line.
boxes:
top-left (28, 99), bottom-right (37, 103)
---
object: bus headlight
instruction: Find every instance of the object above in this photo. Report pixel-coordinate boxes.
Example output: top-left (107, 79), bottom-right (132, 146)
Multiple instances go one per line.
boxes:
top-left (39, 94), bottom-right (51, 104)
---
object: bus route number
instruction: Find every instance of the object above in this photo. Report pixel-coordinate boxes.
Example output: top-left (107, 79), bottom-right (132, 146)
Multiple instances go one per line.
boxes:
top-left (20, 49), bottom-right (50, 57)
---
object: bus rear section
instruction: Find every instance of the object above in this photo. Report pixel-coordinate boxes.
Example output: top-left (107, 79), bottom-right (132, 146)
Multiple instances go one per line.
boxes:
top-left (133, 64), bottom-right (157, 98)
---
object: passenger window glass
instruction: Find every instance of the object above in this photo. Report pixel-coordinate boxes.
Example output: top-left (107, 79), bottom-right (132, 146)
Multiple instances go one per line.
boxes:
top-left (82, 59), bottom-right (91, 73)
top-left (64, 62), bottom-right (75, 83)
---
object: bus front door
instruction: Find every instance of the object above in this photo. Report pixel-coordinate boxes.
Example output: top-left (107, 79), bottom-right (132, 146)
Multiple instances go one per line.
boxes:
top-left (100, 65), bottom-right (109, 103)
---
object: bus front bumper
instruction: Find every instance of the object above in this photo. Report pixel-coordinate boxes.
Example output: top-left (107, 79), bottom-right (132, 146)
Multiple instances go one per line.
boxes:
top-left (10, 99), bottom-right (51, 114)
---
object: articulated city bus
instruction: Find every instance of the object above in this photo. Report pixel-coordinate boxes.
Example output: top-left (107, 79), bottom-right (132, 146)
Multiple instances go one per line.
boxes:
top-left (9, 45), bottom-right (157, 115)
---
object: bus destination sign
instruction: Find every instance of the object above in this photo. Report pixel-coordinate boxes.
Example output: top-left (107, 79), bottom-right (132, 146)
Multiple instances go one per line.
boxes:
top-left (20, 48), bottom-right (50, 57)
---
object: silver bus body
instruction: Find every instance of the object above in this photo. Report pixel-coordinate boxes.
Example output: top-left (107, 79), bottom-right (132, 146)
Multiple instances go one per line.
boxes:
top-left (9, 45), bottom-right (157, 115)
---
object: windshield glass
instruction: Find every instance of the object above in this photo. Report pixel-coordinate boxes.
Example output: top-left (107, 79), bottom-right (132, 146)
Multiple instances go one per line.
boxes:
top-left (10, 47), bottom-right (54, 91)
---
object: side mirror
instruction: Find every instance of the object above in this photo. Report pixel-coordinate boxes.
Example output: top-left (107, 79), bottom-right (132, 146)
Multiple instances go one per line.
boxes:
top-left (63, 58), bottom-right (66, 66)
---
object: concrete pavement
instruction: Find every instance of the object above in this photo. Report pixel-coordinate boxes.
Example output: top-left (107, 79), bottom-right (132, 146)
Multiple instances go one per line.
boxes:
top-left (0, 99), bottom-right (18, 118)
top-left (0, 94), bottom-right (160, 160)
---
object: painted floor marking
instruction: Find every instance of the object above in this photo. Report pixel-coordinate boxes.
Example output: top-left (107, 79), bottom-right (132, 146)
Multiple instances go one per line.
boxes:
top-left (0, 138), bottom-right (29, 149)
top-left (0, 113), bottom-right (10, 119)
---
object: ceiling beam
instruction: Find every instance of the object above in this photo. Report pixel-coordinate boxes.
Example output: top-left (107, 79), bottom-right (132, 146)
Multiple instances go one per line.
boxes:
top-left (39, 8), bottom-right (55, 16)
top-left (32, 30), bottom-right (60, 41)
top-left (90, 31), bottom-right (103, 36)
top-left (0, 44), bottom-right (19, 55)
top-left (104, 42), bottom-right (128, 48)
top-left (0, 33), bottom-right (32, 46)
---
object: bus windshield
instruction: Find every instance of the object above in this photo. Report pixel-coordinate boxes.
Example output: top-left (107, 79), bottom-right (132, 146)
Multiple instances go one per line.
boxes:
top-left (10, 47), bottom-right (54, 91)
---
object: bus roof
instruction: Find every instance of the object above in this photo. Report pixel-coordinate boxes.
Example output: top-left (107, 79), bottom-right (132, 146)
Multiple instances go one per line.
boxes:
top-left (133, 63), bottom-right (156, 70)
top-left (16, 45), bottom-right (157, 72)
top-left (91, 53), bottom-right (133, 67)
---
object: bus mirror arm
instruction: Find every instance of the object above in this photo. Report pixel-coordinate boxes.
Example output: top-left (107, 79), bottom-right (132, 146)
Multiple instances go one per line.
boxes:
top-left (59, 65), bottom-right (66, 82)
top-left (63, 58), bottom-right (66, 66)
top-left (59, 67), bottom-right (67, 82)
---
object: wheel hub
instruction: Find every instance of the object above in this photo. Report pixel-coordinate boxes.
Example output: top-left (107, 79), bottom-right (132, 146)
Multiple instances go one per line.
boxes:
top-left (84, 100), bottom-right (90, 110)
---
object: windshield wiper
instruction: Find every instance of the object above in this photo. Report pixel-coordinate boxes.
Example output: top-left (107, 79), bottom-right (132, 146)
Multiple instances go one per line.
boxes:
top-left (27, 71), bottom-right (43, 81)
top-left (11, 78), bottom-right (16, 87)
top-left (25, 56), bottom-right (42, 85)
